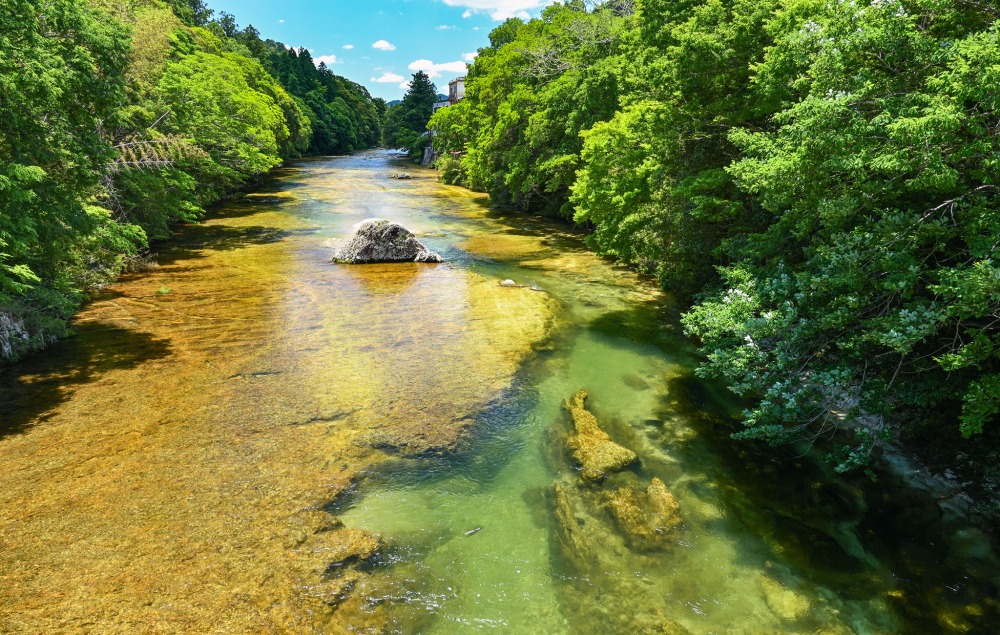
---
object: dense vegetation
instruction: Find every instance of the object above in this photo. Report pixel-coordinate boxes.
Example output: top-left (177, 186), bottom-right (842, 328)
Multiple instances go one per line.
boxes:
top-left (430, 0), bottom-right (1000, 480)
top-left (0, 0), bottom-right (382, 362)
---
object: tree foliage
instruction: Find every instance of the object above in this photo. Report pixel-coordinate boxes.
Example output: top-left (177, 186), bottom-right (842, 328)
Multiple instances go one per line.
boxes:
top-left (432, 0), bottom-right (1000, 469)
top-left (0, 0), bottom-right (136, 358)
top-left (0, 0), bottom-right (382, 363)
top-left (384, 71), bottom-right (439, 159)
top-left (430, 6), bottom-right (627, 218)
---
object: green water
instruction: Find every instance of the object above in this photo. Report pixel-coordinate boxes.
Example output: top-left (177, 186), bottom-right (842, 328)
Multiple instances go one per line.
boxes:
top-left (1, 151), bottom-right (996, 634)
top-left (328, 156), bottom-right (999, 634)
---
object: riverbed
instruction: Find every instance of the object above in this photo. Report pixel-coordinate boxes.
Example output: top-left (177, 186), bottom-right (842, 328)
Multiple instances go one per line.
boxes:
top-left (0, 151), bottom-right (996, 633)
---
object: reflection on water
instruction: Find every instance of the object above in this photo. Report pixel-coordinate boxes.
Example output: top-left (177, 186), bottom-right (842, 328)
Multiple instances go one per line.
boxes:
top-left (0, 152), bottom-right (996, 634)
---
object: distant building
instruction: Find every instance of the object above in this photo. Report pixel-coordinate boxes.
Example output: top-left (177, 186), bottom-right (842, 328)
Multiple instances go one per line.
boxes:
top-left (448, 76), bottom-right (466, 105)
top-left (424, 77), bottom-right (467, 166)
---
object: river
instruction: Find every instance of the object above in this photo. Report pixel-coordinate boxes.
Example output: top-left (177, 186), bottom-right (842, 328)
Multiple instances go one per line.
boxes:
top-left (0, 151), bottom-right (996, 634)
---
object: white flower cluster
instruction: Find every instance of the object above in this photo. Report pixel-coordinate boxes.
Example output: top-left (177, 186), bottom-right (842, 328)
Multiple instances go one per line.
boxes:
top-left (870, 0), bottom-right (908, 18)
top-left (722, 287), bottom-right (753, 304)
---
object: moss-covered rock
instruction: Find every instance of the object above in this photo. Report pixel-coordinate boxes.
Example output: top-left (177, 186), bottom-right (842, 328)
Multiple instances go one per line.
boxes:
top-left (760, 575), bottom-right (811, 621)
top-left (551, 483), bottom-right (596, 570)
top-left (604, 477), bottom-right (682, 551)
top-left (564, 390), bottom-right (638, 482)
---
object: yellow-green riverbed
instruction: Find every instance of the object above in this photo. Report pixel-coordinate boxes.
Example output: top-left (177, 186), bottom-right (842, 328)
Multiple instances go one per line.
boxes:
top-left (0, 151), bottom-right (996, 634)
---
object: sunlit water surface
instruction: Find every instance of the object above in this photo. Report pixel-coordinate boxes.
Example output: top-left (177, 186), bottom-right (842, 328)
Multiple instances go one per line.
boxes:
top-left (1, 152), bottom-right (996, 634)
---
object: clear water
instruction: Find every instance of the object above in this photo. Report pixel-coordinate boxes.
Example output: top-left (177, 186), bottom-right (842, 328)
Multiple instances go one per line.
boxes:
top-left (0, 151), bottom-right (996, 634)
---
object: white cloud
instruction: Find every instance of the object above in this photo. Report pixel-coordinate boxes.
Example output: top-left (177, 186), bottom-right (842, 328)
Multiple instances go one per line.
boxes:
top-left (371, 71), bottom-right (405, 83)
top-left (400, 81), bottom-right (412, 90)
top-left (442, 0), bottom-right (556, 20)
top-left (372, 40), bottom-right (396, 51)
top-left (436, 25), bottom-right (456, 30)
top-left (343, 44), bottom-right (355, 50)
top-left (462, 10), bottom-right (473, 18)
top-left (314, 55), bottom-right (339, 67)
top-left (462, 51), bottom-right (478, 62)
top-left (279, 19), bottom-right (285, 23)
top-left (408, 59), bottom-right (468, 78)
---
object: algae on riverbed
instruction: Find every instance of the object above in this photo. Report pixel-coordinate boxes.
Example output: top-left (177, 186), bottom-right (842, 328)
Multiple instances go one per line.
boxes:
top-left (0, 152), bottom-right (556, 634)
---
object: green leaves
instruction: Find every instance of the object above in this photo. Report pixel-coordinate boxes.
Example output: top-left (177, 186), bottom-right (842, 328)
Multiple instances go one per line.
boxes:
top-left (384, 71), bottom-right (438, 159)
top-left (961, 375), bottom-right (1000, 437)
top-left (686, 0), bottom-right (1000, 457)
top-left (428, 5), bottom-right (628, 218)
top-left (451, 0), bottom-right (1000, 465)
top-left (0, 0), bottom-right (376, 364)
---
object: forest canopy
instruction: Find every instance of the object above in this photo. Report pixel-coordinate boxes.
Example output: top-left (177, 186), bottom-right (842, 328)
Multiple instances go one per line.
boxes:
top-left (429, 0), bottom-right (1000, 473)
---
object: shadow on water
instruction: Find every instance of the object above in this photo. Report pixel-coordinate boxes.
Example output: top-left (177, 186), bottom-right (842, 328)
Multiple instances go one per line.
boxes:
top-left (151, 223), bottom-right (317, 267)
top-left (659, 373), bottom-right (1000, 632)
top-left (0, 323), bottom-right (172, 439)
top-left (588, 302), bottom-right (685, 350)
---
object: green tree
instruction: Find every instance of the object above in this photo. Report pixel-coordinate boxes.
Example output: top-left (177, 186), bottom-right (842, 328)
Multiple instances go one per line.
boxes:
top-left (384, 71), bottom-right (438, 158)
top-left (0, 0), bottom-right (140, 361)
top-left (573, 0), bottom-right (778, 291)
top-left (436, 0), bottom-right (1000, 474)
top-left (166, 0), bottom-right (213, 26)
top-left (429, 5), bottom-right (628, 218)
top-left (683, 0), bottom-right (1000, 467)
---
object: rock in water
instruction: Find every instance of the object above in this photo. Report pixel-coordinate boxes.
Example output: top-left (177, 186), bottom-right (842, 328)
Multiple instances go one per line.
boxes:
top-left (333, 219), bottom-right (442, 264)
top-left (564, 389), bottom-right (638, 482)
top-left (759, 576), bottom-right (811, 621)
top-left (604, 477), bottom-right (682, 551)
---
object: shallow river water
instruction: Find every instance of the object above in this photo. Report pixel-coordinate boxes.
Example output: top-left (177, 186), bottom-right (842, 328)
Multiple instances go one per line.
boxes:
top-left (1, 151), bottom-right (997, 634)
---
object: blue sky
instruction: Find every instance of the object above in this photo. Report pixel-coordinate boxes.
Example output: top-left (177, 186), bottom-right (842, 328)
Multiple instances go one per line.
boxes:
top-left (206, 0), bottom-right (557, 101)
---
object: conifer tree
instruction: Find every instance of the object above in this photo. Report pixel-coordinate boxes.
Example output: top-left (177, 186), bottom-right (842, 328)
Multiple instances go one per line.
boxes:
top-left (383, 71), bottom-right (438, 158)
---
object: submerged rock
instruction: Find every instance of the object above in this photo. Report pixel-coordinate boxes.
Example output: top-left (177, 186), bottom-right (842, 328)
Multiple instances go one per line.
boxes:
top-left (760, 575), bottom-right (812, 621)
top-left (550, 485), bottom-right (693, 635)
top-left (387, 171), bottom-right (412, 180)
top-left (332, 219), bottom-right (442, 264)
top-left (604, 477), bottom-right (682, 551)
top-left (564, 390), bottom-right (638, 482)
top-left (551, 483), bottom-right (597, 570)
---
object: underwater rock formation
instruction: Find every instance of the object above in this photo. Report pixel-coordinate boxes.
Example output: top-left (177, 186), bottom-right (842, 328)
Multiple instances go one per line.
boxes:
top-left (550, 482), bottom-right (692, 635)
top-left (545, 390), bottom-right (695, 633)
top-left (564, 390), bottom-right (638, 482)
top-left (332, 219), bottom-right (442, 264)
top-left (604, 477), bottom-right (683, 551)
top-left (760, 575), bottom-right (812, 621)
top-left (551, 483), bottom-right (599, 570)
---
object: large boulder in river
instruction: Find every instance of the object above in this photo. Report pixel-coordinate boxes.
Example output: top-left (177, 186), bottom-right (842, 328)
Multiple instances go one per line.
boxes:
top-left (333, 219), bottom-right (442, 264)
